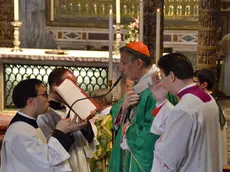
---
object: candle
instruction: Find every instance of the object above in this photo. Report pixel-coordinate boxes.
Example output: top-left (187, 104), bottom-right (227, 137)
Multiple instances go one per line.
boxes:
top-left (109, 9), bottom-right (113, 81)
top-left (116, 0), bottom-right (120, 23)
top-left (139, 0), bottom-right (144, 42)
top-left (50, 0), bottom-right (54, 21)
top-left (14, 0), bottom-right (19, 21)
top-left (156, 8), bottom-right (161, 63)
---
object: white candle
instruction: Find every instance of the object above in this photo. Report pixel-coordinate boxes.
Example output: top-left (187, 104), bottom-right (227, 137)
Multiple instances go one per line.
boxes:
top-left (139, 0), bottom-right (144, 42)
top-left (116, 0), bottom-right (120, 23)
top-left (50, 0), bottom-right (54, 21)
top-left (109, 9), bottom-right (113, 81)
top-left (14, 0), bottom-right (19, 21)
top-left (156, 8), bottom-right (161, 63)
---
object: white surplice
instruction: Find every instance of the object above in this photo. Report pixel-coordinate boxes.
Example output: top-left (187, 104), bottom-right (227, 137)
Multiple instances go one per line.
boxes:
top-left (1, 113), bottom-right (71, 172)
top-left (37, 108), bottom-right (95, 172)
top-left (150, 87), bottom-right (222, 172)
top-left (219, 33), bottom-right (230, 96)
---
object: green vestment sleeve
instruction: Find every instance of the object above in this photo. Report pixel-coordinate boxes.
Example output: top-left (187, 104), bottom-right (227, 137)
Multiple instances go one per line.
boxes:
top-left (109, 89), bottom-right (178, 172)
top-left (125, 89), bottom-right (158, 171)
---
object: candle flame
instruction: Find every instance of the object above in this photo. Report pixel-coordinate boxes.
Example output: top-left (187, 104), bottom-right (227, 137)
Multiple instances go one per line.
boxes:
top-left (157, 8), bottom-right (160, 12)
top-left (109, 9), bottom-right (113, 14)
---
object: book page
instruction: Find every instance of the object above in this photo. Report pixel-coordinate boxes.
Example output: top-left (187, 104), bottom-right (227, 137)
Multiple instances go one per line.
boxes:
top-left (55, 79), bottom-right (96, 120)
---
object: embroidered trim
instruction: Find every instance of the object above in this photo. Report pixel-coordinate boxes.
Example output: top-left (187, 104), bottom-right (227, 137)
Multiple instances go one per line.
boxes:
top-left (154, 150), bottom-right (173, 172)
top-left (130, 151), bottom-right (145, 172)
top-left (152, 101), bottom-right (167, 116)
top-left (84, 145), bottom-right (99, 160)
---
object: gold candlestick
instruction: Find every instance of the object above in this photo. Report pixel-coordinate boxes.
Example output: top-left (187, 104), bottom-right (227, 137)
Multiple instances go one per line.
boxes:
top-left (11, 21), bottom-right (22, 52)
top-left (113, 24), bottom-right (124, 55)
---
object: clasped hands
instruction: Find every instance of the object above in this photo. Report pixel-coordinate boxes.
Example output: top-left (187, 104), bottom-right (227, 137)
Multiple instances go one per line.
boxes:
top-left (56, 110), bottom-right (97, 134)
top-left (121, 91), bottom-right (139, 113)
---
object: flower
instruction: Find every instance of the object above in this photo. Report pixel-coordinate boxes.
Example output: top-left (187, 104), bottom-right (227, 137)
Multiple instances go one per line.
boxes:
top-left (125, 17), bottom-right (140, 44)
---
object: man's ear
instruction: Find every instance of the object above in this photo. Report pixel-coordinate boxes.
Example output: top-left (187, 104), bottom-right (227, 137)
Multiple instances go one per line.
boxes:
top-left (169, 71), bottom-right (176, 83)
top-left (201, 82), bottom-right (208, 89)
top-left (100, 99), bottom-right (106, 105)
top-left (51, 85), bottom-right (57, 93)
top-left (27, 97), bottom-right (34, 106)
top-left (136, 59), bottom-right (144, 69)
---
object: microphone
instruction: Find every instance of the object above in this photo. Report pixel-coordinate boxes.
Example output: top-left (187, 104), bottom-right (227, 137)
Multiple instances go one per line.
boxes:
top-left (66, 75), bottom-right (122, 118)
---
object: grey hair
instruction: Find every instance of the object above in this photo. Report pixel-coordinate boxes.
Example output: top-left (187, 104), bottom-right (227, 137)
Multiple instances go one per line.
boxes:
top-left (119, 46), bottom-right (153, 68)
top-left (90, 88), bottom-right (113, 105)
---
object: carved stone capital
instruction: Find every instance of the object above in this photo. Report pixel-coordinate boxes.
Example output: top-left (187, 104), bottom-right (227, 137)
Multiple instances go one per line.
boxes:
top-left (143, 0), bottom-right (164, 62)
top-left (197, 0), bottom-right (221, 69)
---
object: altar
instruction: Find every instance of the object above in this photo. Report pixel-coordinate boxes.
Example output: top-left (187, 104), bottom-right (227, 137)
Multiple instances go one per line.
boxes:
top-left (0, 48), bottom-right (122, 142)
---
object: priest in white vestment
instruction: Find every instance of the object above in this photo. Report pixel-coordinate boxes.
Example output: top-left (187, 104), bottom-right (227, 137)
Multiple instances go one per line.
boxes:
top-left (1, 79), bottom-right (88, 172)
top-left (150, 53), bottom-right (222, 172)
top-left (37, 68), bottom-right (96, 172)
top-left (193, 69), bottom-right (227, 165)
top-left (219, 33), bottom-right (230, 97)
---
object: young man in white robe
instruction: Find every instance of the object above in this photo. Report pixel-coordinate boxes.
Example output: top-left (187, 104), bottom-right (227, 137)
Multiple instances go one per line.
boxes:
top-left (194, 69), bottom-right (227, 165)
top-left (37, 68), bottom-right (96, 172)
top-left (1, 79), bottom-right (88, 172)
top-left (150, 53), bottom-right (222, 172)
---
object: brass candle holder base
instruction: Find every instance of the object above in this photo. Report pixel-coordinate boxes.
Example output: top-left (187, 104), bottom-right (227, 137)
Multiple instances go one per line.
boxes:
top-left (113, 24), bottom-right (124, 55)
top-left (11, 21), bottom-right (23, 52)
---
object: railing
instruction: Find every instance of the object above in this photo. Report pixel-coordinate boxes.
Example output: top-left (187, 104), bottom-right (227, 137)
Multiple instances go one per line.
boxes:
top-left (4, 63), bottom-right (108, 108)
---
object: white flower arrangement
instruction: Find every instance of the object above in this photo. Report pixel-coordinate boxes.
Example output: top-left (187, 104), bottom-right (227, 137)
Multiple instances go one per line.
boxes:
top-left (125, 18), bottom-right (140, 44)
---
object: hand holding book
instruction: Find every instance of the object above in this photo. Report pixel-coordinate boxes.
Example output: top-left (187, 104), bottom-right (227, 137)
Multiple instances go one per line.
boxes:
top-left (56, 117), bottom-right (88, 134)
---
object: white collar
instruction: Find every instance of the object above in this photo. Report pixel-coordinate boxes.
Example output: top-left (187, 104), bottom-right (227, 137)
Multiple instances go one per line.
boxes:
top-left (133, 65), bottom-right (159, 94)
top-left (99, 106), bottom-right (111, 117)
top-left (177, 83), bottom-right (197, 94)
top-left (17, 111), bottom-right (36, 120)
top-left (139, 64), bottom-right (159, 83)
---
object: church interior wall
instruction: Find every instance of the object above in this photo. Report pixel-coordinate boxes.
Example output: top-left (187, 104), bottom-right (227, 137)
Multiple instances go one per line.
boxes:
top-left (1, 0), bottom-right (230, 168)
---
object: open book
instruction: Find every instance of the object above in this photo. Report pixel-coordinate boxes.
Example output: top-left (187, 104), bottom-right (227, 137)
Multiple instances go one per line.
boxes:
top-left (55, 79), bottom-right (97, 120)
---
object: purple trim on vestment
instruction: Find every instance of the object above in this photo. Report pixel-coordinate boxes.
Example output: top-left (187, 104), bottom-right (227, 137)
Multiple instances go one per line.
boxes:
top-left (177, 85), bottom-right (211, 103)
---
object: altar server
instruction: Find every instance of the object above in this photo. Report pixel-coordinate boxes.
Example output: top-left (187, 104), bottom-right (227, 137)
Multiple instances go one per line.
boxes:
top-left (150, 53), bottom-right (222, 172)
top-left (37, 68), bottom-right (96, 172)
top-left (194, 69), bottom-right (227, 165)
top-left (1, 79), bottom-right (87, 172)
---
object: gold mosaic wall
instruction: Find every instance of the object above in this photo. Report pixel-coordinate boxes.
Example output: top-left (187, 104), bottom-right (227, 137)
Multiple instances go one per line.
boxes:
top-left (47, 0), bottom-right (199, 29)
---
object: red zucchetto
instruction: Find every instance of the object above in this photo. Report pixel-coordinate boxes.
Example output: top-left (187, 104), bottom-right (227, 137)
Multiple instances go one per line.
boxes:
top-left (126, 42), bottom-right (150, 56)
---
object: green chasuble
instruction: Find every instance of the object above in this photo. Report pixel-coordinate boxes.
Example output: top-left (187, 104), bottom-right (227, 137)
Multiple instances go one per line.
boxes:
top-left (109, 89), bottom-right (177, 172)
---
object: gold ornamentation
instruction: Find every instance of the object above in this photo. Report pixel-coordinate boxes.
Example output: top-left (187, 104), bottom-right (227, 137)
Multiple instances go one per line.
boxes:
top-left (11, 21), bottom-right (22, 52)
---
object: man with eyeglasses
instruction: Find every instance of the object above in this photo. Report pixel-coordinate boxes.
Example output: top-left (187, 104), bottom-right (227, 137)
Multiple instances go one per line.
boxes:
top-left (150, 53), bottom-right (222, 172)
top-left (194, 69), bottom-right (227, 165)
top-left (1, 79), bottom-right (87, 172)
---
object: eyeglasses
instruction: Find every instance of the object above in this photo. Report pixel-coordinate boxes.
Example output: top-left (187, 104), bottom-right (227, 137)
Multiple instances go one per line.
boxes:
top-left (193, 79), bottom-right (200, 83)
top-left (37, 93), bottom-right (49, 98)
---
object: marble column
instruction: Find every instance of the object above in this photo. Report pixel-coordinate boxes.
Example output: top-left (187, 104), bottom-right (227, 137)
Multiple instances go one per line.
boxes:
top-left (197, 0), bottom-right (221, 69)
top-left (143, 0), bottom-right (164, 63)
top-left (20, 0), bottom-right (57, 49)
